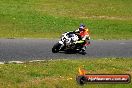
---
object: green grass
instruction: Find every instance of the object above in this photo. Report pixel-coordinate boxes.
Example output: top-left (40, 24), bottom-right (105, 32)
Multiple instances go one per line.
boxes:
top-left (35, 0), bottom-right (132, 18)
top-left (0, 58), bottom-right (132, 88)
top-left (0, 0), bottom-right (132, 39)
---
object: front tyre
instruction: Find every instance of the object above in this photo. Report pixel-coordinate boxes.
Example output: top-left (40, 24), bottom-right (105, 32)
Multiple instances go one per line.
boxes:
top-left (52, 43), bottom-right (62, 53)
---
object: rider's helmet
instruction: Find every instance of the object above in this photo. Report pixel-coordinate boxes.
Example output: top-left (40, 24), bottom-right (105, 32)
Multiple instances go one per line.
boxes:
top-left (79, 24), bottom-right (85, 31)
top-left (80, 24), bottom-right (85, 27)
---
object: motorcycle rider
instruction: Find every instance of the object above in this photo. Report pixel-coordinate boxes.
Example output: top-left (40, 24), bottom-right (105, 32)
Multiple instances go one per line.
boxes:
top-left (73, 24), bottom-right (90, 54)
top-left (63, 24), bottom-right (90, 54)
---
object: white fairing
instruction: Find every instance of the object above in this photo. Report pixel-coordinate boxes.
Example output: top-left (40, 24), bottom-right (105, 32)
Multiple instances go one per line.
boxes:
top-left (71, 34), bottom-right (79, 41)
top-left (60, 33), bottom-right (79, 44)
top-left (59, 41), bottom-right (64, 45)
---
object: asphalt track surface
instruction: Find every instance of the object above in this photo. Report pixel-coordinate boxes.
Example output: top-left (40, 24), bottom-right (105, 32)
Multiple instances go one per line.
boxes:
top-left (0, 39), bottom-right (132, 61)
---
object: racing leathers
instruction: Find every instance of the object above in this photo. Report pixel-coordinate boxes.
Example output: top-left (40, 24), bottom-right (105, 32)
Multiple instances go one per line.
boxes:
top-left (74, 28), bottom-right (90, 54)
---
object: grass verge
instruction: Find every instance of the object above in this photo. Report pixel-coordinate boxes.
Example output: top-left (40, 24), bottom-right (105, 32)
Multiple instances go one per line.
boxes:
top-left (0, 58), bottom-right (132, 88)
top-left (0, 0), bottom-right (132, 39)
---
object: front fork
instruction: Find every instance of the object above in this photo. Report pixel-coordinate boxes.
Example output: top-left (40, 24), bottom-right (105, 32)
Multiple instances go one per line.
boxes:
top-left (58, 41), bottom-right (65, 50)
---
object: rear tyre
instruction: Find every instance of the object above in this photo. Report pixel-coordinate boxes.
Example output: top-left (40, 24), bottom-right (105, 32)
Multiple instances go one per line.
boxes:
top-left (52, 43), bottom-right (62, 53)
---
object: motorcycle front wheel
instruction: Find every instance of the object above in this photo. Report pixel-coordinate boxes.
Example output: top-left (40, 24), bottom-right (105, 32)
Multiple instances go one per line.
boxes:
top-left (52, 43), bottom-right (62, 53)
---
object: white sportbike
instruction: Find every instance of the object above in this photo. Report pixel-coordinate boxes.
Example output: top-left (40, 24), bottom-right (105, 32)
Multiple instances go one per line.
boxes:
top-left (52, 32), bottom-right (84, 53)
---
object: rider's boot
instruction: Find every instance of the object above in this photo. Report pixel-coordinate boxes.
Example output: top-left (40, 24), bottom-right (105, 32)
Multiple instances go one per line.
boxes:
top-left (81, 46), bottom-right (87, 55)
